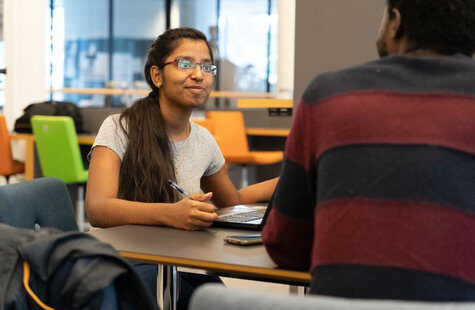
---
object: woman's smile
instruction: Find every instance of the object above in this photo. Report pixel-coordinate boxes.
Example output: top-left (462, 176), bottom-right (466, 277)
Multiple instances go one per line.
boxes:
top-left (185, 85), bottom-right (207, 95)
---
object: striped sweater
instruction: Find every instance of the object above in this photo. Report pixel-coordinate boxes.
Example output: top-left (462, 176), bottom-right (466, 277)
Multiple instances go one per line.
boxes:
top-left (262, 54), bottom-right (475, 301)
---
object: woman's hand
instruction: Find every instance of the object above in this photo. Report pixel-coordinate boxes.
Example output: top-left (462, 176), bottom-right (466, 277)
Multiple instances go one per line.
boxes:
top-left (166, 192), bottom-right (217, 230)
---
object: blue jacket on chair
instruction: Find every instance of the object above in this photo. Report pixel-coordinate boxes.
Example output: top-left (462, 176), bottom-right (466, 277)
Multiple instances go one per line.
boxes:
top-left (0, 224), bottom-right (157, 309)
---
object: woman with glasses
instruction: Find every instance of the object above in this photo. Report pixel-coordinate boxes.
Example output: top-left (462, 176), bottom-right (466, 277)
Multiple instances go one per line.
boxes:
top-left (85, 27), bottom-right (277, 309)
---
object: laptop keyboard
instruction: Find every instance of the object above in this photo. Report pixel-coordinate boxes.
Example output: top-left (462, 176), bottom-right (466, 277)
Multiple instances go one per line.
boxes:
top-left (218, 209), bottom-right (266, 223)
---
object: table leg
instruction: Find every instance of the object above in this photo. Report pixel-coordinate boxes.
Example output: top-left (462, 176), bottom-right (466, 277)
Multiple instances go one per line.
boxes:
top-left (24, 138), bottom-right (35, 180)
top-left (171, 266), bottom-right (181, 310)
top-left (157, 265), bottom-right (165, 309)
top-left (157, 265), bottom-right (180, 310)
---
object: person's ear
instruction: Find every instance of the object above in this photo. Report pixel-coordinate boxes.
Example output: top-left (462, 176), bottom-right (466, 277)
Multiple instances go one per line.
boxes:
top-left (388, 8), bottom-right (403, 39)
top-left (150, 65), bottom-right (162, 88)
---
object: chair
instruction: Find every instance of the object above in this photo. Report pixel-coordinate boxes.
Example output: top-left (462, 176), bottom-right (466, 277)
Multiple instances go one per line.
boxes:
top-left (206, 111), bottom-right (283, 187)
top-left (0, 115), bottom-right (25, 183)
top-left (193, 118), bottom-right (216, 134)
top-left (0, 178), bottom-right (157, 309)
top-left (31, 115), bottom-right (88, 231)
top-left (189, 284), bottom-right (475, 310)
top-left (0, 177), bottom-right (78, 231)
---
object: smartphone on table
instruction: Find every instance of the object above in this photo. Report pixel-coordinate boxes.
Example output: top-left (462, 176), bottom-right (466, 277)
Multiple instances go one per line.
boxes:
top-left (223, 233), bottom-right (263, 246)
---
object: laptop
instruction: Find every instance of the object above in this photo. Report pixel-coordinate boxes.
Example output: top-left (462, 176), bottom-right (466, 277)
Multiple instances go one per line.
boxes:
top-left (211, 198), bottom-right (273, 231)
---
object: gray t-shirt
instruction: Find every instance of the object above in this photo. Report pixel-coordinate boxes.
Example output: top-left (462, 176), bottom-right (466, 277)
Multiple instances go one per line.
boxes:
top-left (90, 114), bottom-right (225, 195)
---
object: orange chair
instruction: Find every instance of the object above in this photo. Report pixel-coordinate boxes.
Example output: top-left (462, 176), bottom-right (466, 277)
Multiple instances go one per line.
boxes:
top-left (0, 115), bottom-right (25, 183)
top-left (206, 111), bottom-right (283, 187)
top-left (193, 119), bottom-right (216, 135)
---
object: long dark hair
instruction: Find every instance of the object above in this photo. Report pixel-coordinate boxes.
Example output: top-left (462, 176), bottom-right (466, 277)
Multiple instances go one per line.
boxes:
top-left (118, 27), bottom-right (213, 203)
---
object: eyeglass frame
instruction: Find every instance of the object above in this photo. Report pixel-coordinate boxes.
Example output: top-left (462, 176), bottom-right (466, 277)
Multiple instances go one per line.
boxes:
top-left (159, 58), bottom-right (217, 75)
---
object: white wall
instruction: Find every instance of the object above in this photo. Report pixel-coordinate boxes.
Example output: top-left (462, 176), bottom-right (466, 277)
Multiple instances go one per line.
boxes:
top-left (293, 0), bottom-right (385, 104)
top-left (277, 0), bottom-right (295, 98)
top-left (4, 0), bottom-right (48, 128)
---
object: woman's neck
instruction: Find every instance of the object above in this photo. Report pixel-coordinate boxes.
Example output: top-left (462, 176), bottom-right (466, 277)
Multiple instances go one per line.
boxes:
top-left (160, 100), bottom-right (192, 141)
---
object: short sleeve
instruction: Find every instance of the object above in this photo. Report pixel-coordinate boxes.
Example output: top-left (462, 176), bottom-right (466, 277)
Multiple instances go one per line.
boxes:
top-left (204, 139), bottom-right (225, 176)
top-left (194, 123), bottom-right (225, 176)
top-left (88, 114), bottom-right (128, 161)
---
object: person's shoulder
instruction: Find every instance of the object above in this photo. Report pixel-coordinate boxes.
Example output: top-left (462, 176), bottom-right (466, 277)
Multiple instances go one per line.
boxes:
top-left (96, 114), bottom-right (128, 139)
top-left (302, 54), bottom-right (475, 104)
top-left (302, 58), bottom-right (389, 104)
top-left (101, 113), bottom-right (121, 126)
top-left (190, 121), bottom-right (213, 138)
top-left (103, 113), bottom-right (128, 129)
top-left (190, 121), bottom-right (217, 144)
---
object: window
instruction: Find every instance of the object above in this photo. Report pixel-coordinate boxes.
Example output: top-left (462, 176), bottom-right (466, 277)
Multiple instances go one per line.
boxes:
top-left (49, 0), bottom-right (277, 107)
top-left (218, 0), bottom-right (277, 92)
top-left (171, 0), bottom-right (218, 38)
top-left (112, 0), bottom-right (166, 106)
top-left (51, 0), bottom-right (111, 106)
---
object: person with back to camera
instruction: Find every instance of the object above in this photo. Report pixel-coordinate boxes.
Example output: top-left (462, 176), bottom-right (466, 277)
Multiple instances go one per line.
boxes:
top-left (86, 27), bottom-right (278, 309)
top-left (263, 0), bottom-right (475, 301)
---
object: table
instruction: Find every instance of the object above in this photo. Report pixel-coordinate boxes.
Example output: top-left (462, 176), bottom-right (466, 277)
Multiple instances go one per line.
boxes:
top-left (236, 98), bottom-right (293, 109)
top-left (89, 225), bottom-right (310, 285)
top-left (90, 225), bottom-right (311, 309)
top-left (9, 133), bottom-right (95, 180)
top-left (245, 127), bottom-right (290, 137)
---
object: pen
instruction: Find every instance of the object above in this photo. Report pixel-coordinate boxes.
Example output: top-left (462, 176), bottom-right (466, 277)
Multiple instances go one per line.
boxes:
top-left (167, 180), bottom-right (192, 199)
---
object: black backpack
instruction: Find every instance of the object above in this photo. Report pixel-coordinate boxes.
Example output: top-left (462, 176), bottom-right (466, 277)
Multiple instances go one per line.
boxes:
top-left (14, 101), bottom-right (84, 133)
top-left (0, 224), bottom-right (157, 309)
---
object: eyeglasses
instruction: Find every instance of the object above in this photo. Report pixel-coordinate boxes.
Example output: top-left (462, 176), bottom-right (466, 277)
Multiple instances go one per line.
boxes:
top-left (160, 58), bottom-right (217, 75)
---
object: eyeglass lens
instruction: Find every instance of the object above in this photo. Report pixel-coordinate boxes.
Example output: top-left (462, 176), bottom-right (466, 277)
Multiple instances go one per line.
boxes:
top-left (177, 59), bottom-right (216, 75)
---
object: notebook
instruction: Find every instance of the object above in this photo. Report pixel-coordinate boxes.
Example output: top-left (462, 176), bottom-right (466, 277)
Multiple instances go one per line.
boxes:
top-left (211, 200), bottom-right (272, 231)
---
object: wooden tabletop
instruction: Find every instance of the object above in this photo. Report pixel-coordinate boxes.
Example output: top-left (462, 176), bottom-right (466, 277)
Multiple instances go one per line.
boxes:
top-left (89, 225), bottom-right (311, 285)
top-left (10, 133), bottom-right (96, 145)
top-left (245, 128), bottom-right (290, 137)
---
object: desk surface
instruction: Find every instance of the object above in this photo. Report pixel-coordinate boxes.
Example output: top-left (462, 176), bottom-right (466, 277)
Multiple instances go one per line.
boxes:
top-left (90, 225), bottom-right (311, 285)
top-left (245, 128), bottom-right (290, 137)
top-left (10, 133), bottom-right (96, 145)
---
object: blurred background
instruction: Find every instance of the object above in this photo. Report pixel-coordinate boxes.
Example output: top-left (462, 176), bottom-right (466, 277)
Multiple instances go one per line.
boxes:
top-left (2, 0), bottom-right (281, 110)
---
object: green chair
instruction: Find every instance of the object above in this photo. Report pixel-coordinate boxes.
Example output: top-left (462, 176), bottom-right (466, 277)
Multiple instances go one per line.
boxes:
top-left (31, 115), bottom-right (88, 231)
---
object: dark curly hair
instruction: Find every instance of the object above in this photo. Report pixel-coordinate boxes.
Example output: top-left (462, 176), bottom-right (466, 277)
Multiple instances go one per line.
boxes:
top-left (387, 0), bottom-right (475, 56)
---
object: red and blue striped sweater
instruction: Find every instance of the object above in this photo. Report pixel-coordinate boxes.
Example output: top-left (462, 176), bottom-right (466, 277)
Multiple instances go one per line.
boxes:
top-left (262, 54), bottom-right (475, 301)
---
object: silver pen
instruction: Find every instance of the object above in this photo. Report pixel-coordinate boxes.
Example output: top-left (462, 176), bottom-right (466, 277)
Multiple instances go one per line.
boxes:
top-left (167, 180), bottom-right (192, 199)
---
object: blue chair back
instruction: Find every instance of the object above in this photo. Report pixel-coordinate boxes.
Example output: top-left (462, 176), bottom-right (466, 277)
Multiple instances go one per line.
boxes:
top-left (0, 178), bottom-right (78, 231)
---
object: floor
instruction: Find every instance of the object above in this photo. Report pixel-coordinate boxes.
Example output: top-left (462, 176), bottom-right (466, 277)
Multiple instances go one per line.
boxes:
top-left (0, 175), bottom-right (23, 186)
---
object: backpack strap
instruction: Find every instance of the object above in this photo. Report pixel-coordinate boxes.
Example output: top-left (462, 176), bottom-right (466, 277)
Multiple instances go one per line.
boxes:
top-left (23, 261), bottom-right (56, 310)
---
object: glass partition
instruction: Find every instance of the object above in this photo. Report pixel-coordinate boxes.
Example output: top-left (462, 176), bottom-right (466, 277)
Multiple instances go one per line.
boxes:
top-left (51, 0), bottom-right (110, 106)
top-left (219, 0), bottom-right (276, 92)
top-left (112, 0), bottom-right (166, 106)
top-left (49, 0), bottom-right (276, 107)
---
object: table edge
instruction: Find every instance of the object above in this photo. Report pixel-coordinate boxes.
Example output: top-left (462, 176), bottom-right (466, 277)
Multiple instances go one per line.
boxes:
top-left (120, 251), bottom-right (311, 284)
